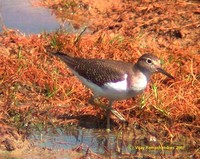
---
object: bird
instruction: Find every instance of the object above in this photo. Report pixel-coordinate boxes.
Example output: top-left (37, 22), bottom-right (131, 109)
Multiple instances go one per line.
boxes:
top-left (53, 52), bottom-right (174, 131)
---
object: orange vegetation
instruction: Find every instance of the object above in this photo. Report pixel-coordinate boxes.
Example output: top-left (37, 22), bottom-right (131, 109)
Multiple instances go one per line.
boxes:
top-left (0, 0), bottom-right (199, 157)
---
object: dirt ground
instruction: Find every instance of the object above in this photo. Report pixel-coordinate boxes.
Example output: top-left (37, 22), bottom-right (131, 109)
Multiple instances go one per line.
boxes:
top-left (0, 0), bottom-right (200, 158)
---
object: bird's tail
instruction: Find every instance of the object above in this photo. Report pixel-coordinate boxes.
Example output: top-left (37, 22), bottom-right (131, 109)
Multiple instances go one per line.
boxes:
top-left (52, 52), bottom-right (76, 66)
top-left (53, 51), bottom-right (70, 58)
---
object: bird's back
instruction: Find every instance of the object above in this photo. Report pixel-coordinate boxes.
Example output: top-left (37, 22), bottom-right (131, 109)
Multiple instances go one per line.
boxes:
top-left (54, 52), bottom-right (134, 87)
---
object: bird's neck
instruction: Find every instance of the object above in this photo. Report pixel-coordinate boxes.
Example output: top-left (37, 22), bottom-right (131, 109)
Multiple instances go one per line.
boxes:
top-left (134, 63), bottom-right (151, 80)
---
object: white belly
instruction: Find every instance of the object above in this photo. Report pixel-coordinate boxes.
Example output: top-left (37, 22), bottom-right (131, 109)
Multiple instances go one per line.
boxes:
top-left (71, 70), bottom-right (148, 101)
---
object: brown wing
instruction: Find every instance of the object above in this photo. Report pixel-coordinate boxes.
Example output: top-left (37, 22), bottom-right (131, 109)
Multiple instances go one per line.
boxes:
top-left (54, 52), bottom-right (133, 86)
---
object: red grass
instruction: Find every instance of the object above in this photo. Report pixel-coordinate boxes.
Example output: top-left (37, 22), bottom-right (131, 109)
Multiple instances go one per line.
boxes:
top-left (0, 0), bottom-right (199, 156)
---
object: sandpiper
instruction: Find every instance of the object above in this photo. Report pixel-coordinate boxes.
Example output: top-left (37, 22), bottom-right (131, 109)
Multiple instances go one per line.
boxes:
top-left (53, 52), bottom-right (174, 131)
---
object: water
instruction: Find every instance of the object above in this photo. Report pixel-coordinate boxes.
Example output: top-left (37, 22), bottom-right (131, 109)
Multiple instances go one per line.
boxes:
top-left (28, 126), bottom-right (187, 157)
top-left (29, 127), bottom-right (136, 157)
top-left (0, 0), bottom-right (84, 34)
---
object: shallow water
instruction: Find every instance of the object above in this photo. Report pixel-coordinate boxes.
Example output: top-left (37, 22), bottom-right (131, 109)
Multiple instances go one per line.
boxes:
top-left (29, 127), bottom-right (128, 157)
top-left (0, 0), bottom-right (84, 34)
top-left (27, 125), bottom-right (189, 158)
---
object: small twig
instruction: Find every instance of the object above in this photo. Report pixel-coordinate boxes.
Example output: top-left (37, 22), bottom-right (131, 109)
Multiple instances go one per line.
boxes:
top-left (74, 26), bottom-right (87, 45)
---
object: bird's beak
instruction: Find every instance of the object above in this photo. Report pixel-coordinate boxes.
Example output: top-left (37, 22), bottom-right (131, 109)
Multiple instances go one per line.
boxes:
top-left (157, 68), bottom-right (174, 79)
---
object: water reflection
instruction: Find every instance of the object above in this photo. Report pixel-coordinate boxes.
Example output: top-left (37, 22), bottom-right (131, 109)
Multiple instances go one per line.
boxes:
top-left (29, 126), bottom-right (158, 157)
top-left (29, 125), bottom-right (187, 157)
top-left (0, 0), bottom-right (83, 34)
top-left (30, 127), bottom-right (120, 156)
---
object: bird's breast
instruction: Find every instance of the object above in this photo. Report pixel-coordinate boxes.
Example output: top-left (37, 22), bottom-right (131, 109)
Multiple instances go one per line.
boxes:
top-left (129, 72), bottom-right (148, 93)
top-left (101, 73), bottom-right (148, 100)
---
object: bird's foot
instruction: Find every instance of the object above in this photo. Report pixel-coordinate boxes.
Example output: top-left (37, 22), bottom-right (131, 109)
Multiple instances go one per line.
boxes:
top-left (89, 97), bottom-right (126, 122)
top-left (110, 108), bottom-right (126, 122)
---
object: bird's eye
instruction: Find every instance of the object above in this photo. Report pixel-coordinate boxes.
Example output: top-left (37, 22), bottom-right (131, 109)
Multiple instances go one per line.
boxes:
top-left (146, 58), bottom-right (152, 64)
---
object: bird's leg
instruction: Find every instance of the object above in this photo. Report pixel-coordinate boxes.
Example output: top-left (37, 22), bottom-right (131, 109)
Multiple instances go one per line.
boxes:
top-left (89, 96), bottom-right (111, 132)
top-left (110, 108), bottom-right (126, 122)
top-left (89, 96), bottom-right (126, 121)
top-left (88, 96), bottom-right (96, 105)
top-left (106, 102), bottom-right (111, 132)
top-left (105, 100), bottom-right (117, 132)
top-left (89, 96), bottom-right (111, 111)
top-left (107, 100), bottom-right (127, 132)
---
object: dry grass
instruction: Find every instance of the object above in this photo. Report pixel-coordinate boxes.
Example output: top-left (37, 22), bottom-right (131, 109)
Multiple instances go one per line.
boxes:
top-left (0, 0), bottom-right (199, 157)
